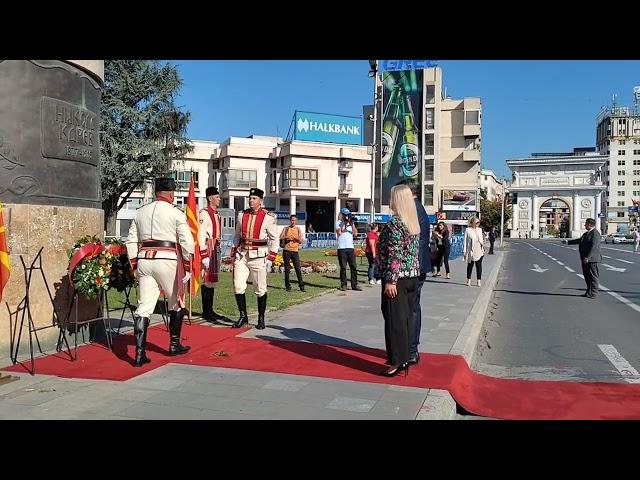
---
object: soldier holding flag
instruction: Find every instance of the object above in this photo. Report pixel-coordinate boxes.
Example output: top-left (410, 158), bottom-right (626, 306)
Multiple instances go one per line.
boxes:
top-left (198, 186), bottom-right (229, 323)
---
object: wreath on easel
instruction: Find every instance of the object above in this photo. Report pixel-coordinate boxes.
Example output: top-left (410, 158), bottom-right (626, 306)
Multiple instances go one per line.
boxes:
top-left (67, 235), bottom-right (135, 299)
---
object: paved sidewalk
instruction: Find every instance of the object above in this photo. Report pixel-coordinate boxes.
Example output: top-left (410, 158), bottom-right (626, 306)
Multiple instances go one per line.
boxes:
top-left (0, 252), bottom-right (503, 420)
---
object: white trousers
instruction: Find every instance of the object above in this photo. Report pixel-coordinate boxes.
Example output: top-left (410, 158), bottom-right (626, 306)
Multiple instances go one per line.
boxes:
top-left (233, 254), bottom-right (267, 296)
top-left (135, 259), bottom-right (180, 317)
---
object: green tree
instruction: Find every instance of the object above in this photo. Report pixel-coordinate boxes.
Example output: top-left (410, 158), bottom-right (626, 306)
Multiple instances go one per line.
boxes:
top-left (100, 60), bottom-right (193, 234)
top-left (480, 198), bottom-right (511, 232)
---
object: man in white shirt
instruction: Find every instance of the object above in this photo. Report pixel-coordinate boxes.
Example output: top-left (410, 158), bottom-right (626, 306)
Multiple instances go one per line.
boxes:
top-left (335, 207), bottom-right (362, 291)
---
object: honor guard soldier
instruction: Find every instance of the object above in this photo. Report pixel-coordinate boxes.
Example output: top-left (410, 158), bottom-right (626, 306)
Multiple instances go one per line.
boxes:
top-left (198, 186), bottom-right (229, 323)
top-left (231, 187), bottom-right (279, 329)
top-left (126, 177), bottom-right (195, 367)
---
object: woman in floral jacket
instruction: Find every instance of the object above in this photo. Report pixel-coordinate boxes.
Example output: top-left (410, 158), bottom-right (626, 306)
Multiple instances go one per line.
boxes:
top-left (376, 184), bottom-right (421, 377)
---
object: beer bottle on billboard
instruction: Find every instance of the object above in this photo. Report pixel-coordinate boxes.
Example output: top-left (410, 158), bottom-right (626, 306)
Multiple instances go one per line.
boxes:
top-left (398, 90), bottom-right (420, 179)
top-left (381, 85), bottom-right (401, 177)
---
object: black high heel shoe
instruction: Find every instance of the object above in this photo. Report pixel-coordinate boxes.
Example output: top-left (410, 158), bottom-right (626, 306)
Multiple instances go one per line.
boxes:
top-left (382, 362), bottom-right (410, 377)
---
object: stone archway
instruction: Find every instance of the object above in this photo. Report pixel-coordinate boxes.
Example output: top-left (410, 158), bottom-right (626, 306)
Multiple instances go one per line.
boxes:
top-left (539, 198), bottom-right (571, 238)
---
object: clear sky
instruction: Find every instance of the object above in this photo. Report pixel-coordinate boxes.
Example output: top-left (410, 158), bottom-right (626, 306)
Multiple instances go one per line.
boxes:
top-left (174, 60), bottom-right (640, 180)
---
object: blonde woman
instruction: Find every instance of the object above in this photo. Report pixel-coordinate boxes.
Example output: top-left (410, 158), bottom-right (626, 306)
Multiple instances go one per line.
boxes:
top-left (376, 184), bottom-right (421, 377)
top-left (463, 216), bottom-right (485, 287)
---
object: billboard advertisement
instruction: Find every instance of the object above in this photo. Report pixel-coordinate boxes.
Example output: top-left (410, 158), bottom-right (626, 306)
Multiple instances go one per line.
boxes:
top-left (293, 111), bottom-right (362, 145)
top-left (442, 190), bottom-right (478, 211)
top-left (380, 69), bottom-right (423, 205)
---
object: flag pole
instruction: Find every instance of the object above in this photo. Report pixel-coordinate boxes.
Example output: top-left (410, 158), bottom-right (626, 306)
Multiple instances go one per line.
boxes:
top-left (189, 257), bottom-right (192, 322)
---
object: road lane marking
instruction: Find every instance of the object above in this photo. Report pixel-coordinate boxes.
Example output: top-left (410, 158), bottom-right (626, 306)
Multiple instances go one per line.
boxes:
top-left (564, 266), bottom-right (575, 272)
top-left (597, 345), bottom-right (640, 384)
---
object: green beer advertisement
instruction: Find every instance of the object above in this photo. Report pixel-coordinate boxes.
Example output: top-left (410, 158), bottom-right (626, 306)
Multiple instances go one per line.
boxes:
top-left (380, 69), bottom-right (423, 205)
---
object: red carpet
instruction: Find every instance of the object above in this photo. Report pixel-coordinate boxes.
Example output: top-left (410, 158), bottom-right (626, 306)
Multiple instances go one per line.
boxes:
top-left (4, 324), bottom-right (640, 419)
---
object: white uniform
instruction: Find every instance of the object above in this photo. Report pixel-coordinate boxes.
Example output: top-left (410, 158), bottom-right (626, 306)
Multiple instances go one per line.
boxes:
top-left (232, 208), bottom-right (279, 296)
top-left (126, 199), bottom-right (195, 316)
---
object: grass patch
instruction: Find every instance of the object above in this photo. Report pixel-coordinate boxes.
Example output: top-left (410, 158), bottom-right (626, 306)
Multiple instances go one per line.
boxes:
top-left (107, 249), bottom-right (371, 318)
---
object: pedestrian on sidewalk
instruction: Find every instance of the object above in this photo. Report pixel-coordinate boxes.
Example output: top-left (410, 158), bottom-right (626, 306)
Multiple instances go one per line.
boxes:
top-left (564, 218), bottom-right (602, 298)
top-left (434, 221), bottom-right (451, 279)
top-left (488, 226), bottom-right (497, 254)
top-left (463, 216), bottom-right (485, 287)
top-left (280, 214), bottom-right (305, 292)
top-left (365, 223), bottom-right (380, 285)
top-left (377, 184), bottom-right (421, 377)
top-left (336, 208), bottom-right (362, 291)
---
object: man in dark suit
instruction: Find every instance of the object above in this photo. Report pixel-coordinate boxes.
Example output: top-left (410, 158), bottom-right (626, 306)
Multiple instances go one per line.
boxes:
top-left (402, 182), bottom-right (430, 365)
top-left (566, 218), bottom-right (602, 298)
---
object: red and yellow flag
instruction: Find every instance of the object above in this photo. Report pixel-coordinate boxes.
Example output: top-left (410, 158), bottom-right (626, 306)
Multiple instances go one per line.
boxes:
top-left (0, 203), bottom-right (11, 302)
top-left (186, 175), bottom-right (201, 296)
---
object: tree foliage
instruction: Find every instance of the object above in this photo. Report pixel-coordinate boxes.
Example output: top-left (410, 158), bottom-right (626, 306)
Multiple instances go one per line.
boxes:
top-left (480, 198), bottom-right (511, 231)
top-left (100, 60), bottom-right (192, 233)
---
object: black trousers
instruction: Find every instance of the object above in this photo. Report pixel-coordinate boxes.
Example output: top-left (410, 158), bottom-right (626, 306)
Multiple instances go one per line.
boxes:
top-left (581, 261), bottom-right (599, 296)
top-left (466, 257), bottom-right (483, 280)
top-left (338, 248), bottom-right (358, 288)
top-left (381, 277), bottom-right (419, 366)
top-left (489, 240), bottom-right (495, 254)
top-left (436, 245), bottom-right (450, 274)
top-left (283, 250), bottom-right (303, 289)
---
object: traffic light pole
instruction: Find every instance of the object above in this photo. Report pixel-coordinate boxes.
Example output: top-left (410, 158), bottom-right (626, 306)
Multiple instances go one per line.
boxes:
top-left (369, 60), bottom-right (378, 224)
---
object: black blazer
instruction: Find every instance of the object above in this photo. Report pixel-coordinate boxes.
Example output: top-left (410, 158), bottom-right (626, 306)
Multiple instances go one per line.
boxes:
top-left (567, 228), bottom-right (602, 263)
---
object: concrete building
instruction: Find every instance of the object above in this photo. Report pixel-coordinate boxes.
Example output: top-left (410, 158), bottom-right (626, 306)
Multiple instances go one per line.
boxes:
top-left (369, 66), bottom-right (482, 234)
top-left (596, 91), bottom-right (640, 234)
top-left (507, 148), bottom-right (607, 239)
top-left (115, 136), bottom-right (371, 237)
top-left (479, 169), bottom-right (504, 202)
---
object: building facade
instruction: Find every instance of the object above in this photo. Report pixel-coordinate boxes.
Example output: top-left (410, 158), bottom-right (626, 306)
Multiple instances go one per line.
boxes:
top-left (115, 137), bottom-right (372, 237)
top-left (479, 169), bottom-right (504, 201)
top-left (507, 151), bottom-right (607, 239)
top-left (596, 95), bottom-right (640, 234)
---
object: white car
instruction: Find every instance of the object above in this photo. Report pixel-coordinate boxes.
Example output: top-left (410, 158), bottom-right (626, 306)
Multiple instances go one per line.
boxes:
top-left (604, 233), bottom-right (631, 244)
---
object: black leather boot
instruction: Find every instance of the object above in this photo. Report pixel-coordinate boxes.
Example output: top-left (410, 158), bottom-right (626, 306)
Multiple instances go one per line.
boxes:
top-left (256, 293), bottom-right (267, 329)
top-left (168, 309), bottom-right (191, 355)
top-left (210, 287), bottom-right (230, 322)
top-left (232, 293), bottom-right (249, 328)
top-left (133, 316), bottom-right (151, 367)
top-left (201, 286), bottom-right (217, 323)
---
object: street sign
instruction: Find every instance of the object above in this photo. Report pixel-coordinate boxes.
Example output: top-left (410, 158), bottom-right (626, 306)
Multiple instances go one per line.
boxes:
top-left (628, 206), bottom-right (638, 215)
top-left (598, 212), bottom-right (606, 218)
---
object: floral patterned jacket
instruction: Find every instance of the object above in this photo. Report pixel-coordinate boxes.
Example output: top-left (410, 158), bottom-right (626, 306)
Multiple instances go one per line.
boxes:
top-left (376, 215), bottom-right (420, 284)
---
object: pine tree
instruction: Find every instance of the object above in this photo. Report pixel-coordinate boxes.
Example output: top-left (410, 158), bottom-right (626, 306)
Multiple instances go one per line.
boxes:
top-left (100, 60), bottom-right (192, 234)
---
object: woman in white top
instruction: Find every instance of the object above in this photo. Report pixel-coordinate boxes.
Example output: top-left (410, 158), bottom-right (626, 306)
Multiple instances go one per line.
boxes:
top-left (463, 216), bottom-right (485, 287)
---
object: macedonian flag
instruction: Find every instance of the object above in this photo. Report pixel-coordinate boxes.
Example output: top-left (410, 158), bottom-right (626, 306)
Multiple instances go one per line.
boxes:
top-left (186, 175), bottom-right (201, 296)
top-left (0, 203), bottom-right (11, 302)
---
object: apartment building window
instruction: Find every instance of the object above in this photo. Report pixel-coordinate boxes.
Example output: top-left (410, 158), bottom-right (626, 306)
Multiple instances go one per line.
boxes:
top-left (425, 109), bottom-right (435, 129)
top-left (618, 160), bottom-right (626, 165)
top-left (465, 111), bottom-right (480, 125)
top-left (634, 169), bottom-right (640, 175)
top-left (425, 85), bottom-right (435, 104)
top-left (170, 170), bottom-right (198, 190)
top-left (424, 157), bottom-right (434, 181)
top-left (227, 169), bottom-right (257, 189)
top-left (125, 197), bottom-right (144, 210)
top-left (634, 180), bottom-right (640, 186)
top-left (635, 190), bottom-right (640, 196)
top-left (618, 171), bottom-right (625, 175)
top-left (175, 196), bottom-right (186, 208)
top-left (423, 184), bottom-right (434, 206)
top-left (212, 159), bottom-right (220, 170)
top-left (617, 212), bottom-right (626, 218)
top-left (634, 160), bottom-right (640, 165)
top-left (620, 140), bottom-right (626, 145)
top-left (618, 181), bottom-right (625, 186)
top-left (425, 134), bottom-right (434, 155)
top-left (618, 191), bottom-right (625, 196)
top-left (618, 150), bottom-right (626, 155)
top-left (634, 150), bottom-right (640, 155)
top-left (283, 168), bottom-right (318, 189)
top-left (618, 201), bottom-right (625, 206)
top-left (635, 139), bottom-right (640, 144)
top-left (270, 159), bottom-right (277, 169)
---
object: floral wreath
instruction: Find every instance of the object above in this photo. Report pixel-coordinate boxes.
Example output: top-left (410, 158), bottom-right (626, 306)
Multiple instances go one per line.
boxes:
top-left (67, 235), bottom-right (135, 299)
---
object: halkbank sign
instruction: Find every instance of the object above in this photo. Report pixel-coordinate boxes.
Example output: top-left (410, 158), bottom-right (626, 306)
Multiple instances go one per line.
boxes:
top-left (294, 111), bottom-right (363, 145)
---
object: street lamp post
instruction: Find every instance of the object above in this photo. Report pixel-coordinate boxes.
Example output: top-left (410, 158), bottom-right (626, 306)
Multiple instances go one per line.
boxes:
top-left (368, 60), bottom-right (378, 224)
top-left (500, 188), bottom-right (507, 248)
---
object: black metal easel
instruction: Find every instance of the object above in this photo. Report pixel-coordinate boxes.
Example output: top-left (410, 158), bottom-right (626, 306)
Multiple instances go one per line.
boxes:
top-left (8, 247), bottom-right (69, 375)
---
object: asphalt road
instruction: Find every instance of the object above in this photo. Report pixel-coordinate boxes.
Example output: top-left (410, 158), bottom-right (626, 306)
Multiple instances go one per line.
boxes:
top-left (475, 238), bottom-right (640, 384)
